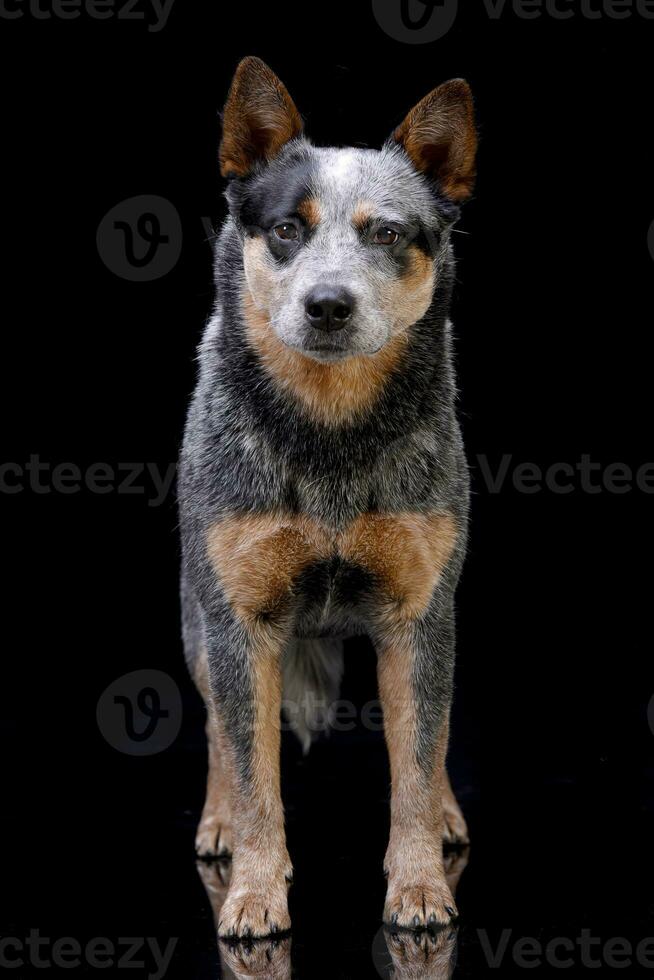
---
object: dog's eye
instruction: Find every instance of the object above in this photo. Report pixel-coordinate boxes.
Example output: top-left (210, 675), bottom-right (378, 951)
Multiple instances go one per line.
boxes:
top-left (373, 227), bottom-right (400, 246)
top-left (273, 223), bottom-right (299, 241)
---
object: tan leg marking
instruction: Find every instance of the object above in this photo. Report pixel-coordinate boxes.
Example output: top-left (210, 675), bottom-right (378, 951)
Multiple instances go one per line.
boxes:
top-left (241, 278), bottom-right (409, 426)
top-left (216, 639), bottom-right (292, 939)
top-left (201, 522), bottom-right (315, 935)
top-left (365, 514), bottom-right (460, 928)
top-left (379, 648), bottom-right (456, 928)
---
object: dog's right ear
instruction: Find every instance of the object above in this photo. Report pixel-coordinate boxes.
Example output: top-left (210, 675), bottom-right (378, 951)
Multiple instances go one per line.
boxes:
top-left (219, 57), bottom-right (303, 179)
top-left (393, 79), bottom-right (477, 203)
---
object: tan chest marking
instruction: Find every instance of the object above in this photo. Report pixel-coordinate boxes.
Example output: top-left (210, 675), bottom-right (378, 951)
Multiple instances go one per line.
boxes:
top-left (206, 514), bottom-right (330, 625)
top-left (206, 511), bottom-right (458, 626)
top-left (339, 512), bottom-right (457, 621)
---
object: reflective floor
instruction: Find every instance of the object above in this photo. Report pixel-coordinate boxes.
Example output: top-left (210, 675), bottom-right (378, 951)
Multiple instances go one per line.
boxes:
top-left (7, 645), bottom-right (654, 979)
top-left (197, 850), bottom-right (466, 979)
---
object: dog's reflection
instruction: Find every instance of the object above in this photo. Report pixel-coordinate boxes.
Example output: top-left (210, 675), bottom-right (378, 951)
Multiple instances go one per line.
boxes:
top-left (381, 926), bottom-right (458, 980)
top-left (197, 847), bottom-right (468, 979)
top-left (375, 849), bottom-right (468, 980)
top-left (197, 859), bottom-right (292, 979)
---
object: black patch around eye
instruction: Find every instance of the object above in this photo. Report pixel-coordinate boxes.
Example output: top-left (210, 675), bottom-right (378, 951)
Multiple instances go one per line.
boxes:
top-left (229, 147), bottom-right (317, 234)
top-left (267, 225), bottom-right (303, 262)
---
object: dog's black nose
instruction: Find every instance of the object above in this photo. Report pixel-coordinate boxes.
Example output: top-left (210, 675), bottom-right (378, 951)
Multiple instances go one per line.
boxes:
top-left (305, 287), bottom-right (354, 332)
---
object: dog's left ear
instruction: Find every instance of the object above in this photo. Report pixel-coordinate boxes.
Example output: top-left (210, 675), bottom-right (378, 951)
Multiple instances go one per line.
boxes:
top-left (219, 56), bottom-right (304, 179)
top-left (393, 79), bottom-right (477, 203)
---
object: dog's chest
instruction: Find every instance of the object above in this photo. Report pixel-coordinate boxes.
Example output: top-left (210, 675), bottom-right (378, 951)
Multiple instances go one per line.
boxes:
top-left (206, 508), bottom-right (458, 632)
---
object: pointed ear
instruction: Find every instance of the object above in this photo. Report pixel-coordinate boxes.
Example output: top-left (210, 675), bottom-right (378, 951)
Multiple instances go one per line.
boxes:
top-left (393, 79), bottom-right (477, 203)
top-left (219, 56), bottom-right (303, 179)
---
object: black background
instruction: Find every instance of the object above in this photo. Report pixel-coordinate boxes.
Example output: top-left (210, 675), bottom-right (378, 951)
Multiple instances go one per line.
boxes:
top-left (2, 1), bottom-right (654, 976)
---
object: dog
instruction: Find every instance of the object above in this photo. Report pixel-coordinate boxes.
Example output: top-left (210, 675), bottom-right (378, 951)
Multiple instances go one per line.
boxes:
top-left (179, 56), bottom-right (477, 940)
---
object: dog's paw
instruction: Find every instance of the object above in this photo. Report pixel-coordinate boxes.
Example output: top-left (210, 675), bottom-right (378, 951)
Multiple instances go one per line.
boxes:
top-left (195, 815), bottom-right (233, 860)
top-left (219, 935), bottom-right (291, 979)
top-left (442, 796), bottom-right (469, 848)
top-left (218, 884), bottom-right (291, 940)
top-left (384, 877), bottom-right (458, 931)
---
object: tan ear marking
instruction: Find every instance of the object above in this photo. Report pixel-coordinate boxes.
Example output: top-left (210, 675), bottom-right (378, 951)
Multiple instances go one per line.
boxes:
top-left (394, 78), bottom-right (477, 202)
top-left (219, 56), bottom-right (303, 179)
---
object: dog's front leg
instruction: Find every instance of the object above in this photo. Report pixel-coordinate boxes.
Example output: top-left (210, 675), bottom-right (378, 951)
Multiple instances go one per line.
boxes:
top-left (204, 617), bottom-right (292, 940)
top-left (377, 612), bottom-right (457, 930)
top-left (202, 514), bottom-right (326, 939)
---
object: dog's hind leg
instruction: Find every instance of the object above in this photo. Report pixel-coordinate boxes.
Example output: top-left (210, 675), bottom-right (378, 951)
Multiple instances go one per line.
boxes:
top-left (442, 770), bottom-right (469, 847)
top-left (181, 576), bottom-right (234, 860)
top-left (193, 645), bottom-right (234, 860)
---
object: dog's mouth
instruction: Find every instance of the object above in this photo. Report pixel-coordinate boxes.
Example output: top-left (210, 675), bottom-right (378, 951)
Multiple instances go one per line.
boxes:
top-left (288, 330), bottom-right (356, 362)
top-left (301, 345), bottom-right (352, 363)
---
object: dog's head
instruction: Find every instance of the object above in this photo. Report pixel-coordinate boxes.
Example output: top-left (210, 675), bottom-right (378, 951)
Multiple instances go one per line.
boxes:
top-left (220, 57), bottom-right (477, 363)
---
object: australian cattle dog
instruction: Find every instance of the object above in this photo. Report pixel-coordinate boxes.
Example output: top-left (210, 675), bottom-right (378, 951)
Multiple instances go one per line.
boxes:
top-left (179, 56), bottom-right (477, 939)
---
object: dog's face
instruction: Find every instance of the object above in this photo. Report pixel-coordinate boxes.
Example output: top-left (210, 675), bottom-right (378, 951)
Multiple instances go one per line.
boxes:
top-left (220, 59), bottom-right (477, 363)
